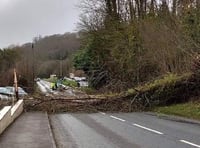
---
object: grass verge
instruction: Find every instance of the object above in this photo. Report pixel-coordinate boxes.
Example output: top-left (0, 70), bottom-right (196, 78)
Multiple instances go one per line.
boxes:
top-left (62, 79), bottom-right (77, 87)
top-left (153, 101), bottom-right (200, 120)
top-left (44, 78), bottom-right (78, 87)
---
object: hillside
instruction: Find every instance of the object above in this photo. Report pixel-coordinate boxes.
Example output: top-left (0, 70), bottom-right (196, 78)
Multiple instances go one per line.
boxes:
top-left (0, 32), bottom-right (80, 91)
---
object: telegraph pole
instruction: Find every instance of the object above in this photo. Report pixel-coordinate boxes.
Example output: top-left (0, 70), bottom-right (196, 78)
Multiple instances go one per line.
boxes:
top-left (60, 53), bottom-right (63, 78)
top-left (32, 43), bottom-right (35, 88)
top-left (60, 58), bottom-right (63, 78)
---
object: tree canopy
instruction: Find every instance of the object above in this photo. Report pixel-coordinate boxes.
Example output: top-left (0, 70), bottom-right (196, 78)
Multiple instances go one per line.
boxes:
top-left (74, 0), bottom-right (200, 90)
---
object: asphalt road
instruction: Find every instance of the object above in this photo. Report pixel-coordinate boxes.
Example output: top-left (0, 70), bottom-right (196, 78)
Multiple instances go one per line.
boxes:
top-left (37, 80), bottom-right (87, 98)
top-left (50, 112), bottom-right (200, 148)
top-left (37, 80), bottom-right (54, 94)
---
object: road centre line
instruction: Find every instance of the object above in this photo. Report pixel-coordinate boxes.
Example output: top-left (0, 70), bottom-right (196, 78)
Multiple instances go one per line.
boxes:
top-left (110, 116), bottom-right (126, 122)
top-left (102, 113), bottom-right (200, 148)
top-left (133, 123), bottom-right (164, 135)
top-left (107, 114), bottom-right (163, 135)
top-left (180, 140), bottom-right (200, 148)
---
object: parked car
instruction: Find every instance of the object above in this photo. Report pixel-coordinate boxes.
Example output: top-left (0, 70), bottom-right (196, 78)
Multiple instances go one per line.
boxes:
top-left (0, 87), bottom-right (27, 100)
top-left (0, 94), bottom-right (10, 100)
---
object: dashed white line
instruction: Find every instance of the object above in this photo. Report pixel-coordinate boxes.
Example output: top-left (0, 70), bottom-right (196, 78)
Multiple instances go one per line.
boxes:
top-left (180, 140), bottom-right (200, 148)
top-left (110, 116), bottom-right (126, 122)
top-left (133, 123), bottom-right (164, 135)
top-left (99, 112), bottom-right (106, 115)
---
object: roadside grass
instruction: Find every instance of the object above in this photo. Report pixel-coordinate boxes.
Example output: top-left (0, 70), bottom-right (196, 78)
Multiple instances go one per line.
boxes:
top-left (62, 79), bottom-right (78, 87)
top-left (44, 78), bottom-right (77, 87)
top-left (153, 101), bottom-right (200, 120)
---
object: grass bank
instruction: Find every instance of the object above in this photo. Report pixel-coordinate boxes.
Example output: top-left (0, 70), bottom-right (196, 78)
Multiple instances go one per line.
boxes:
top-left (44, 78), bottom-right (78, 87)
top-left (153, 101), bottom-right (200, 120)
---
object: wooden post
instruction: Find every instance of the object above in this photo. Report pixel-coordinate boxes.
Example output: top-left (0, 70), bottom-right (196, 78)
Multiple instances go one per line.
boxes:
top-left (14, 68), bottom-right (19, 101)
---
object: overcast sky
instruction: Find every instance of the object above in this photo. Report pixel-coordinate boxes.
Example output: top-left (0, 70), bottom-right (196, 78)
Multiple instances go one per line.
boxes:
top-left (0, 0), bottom-right (80, 48)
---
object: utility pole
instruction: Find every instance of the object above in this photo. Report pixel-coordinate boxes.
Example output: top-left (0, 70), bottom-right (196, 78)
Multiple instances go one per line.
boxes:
top-left (60, 53), bottom-right (63, 78)
top-left (32, 43), bottom-right (35, 89)
top-left (60, 59), bottom-right (63, 78)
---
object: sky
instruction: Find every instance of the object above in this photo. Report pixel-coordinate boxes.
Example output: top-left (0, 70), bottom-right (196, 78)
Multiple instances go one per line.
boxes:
top-left (0, 0), bottom-right (80, 48)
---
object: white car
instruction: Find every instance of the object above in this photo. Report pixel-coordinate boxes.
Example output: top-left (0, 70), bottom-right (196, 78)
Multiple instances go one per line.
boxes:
top-left (0, 87), bottom-right (27, 100)
top-left (0, 94), bottom-right (10, 100)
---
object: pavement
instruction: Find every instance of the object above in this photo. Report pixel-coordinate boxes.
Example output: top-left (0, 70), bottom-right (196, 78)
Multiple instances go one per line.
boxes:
top-left (0, 112), bottom-right (56, 148)
top-left (50, 112), bottom-right (200, 148)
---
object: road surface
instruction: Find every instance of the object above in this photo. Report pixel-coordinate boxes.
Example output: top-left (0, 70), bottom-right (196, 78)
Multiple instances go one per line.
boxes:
top-left (50, 112), bottom-right (200, 148)
top-left (37, 80), bottom-right (86, 97)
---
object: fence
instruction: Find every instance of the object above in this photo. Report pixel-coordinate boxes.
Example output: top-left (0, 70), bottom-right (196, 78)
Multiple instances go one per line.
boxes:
top-left (0, 100), bottom-right (23, 135)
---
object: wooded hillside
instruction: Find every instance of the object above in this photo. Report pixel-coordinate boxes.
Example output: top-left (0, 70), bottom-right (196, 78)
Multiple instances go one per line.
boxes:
top-left (0, 32), bottom-right (80, 91)
top-left (74, 0), bottom-right (200, 91)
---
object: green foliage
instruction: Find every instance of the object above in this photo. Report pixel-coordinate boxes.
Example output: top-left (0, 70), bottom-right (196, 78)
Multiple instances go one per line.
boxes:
top-left (73, 48), bottom-right (93, 72)
top-left (154, 102), bottom-right (200, 120)
top-left (73, 35), bottom-right (110, 89)
top-left (141, 73), bottom-right (190, 91)
top-left (45, 77), bottom-right (78, 87)
top-left (62, 79), bottom-right (78, 87)
top-left (127, 73), bottom-right (191, 95)
top-left (125, 73), bottom-right (193, 107)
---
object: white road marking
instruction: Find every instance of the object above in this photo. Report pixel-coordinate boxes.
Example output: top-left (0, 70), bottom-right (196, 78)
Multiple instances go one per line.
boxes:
top-left (180, 140), bottom-right (200, 148)
top-left (99, 112), bottom-right (106, 115)
top-left (133, 123), bottom-right (163, 135)
top-left (110, 116), bottom-right (126, 122)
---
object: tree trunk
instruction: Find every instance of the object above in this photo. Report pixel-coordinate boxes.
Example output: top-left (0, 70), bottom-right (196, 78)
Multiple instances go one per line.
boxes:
top-left (129, 0), bottom-right (135, 21)
top-left (105, 0), bottom-right (112, 15)
top-left (172, 0), bottom-right (177, 15)
top-left (149, 0), bottom-right (155, 15)
top-left (197, 0), bottom-right (200, 8)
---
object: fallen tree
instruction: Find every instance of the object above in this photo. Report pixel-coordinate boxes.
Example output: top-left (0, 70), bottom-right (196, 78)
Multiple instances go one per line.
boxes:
top-left (24, 71), bottom-right (200, 113)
